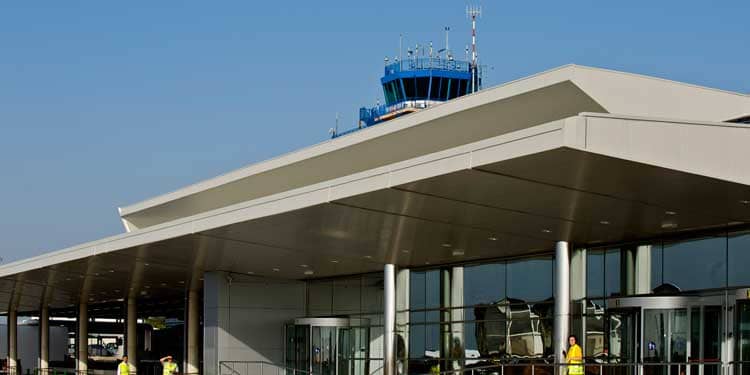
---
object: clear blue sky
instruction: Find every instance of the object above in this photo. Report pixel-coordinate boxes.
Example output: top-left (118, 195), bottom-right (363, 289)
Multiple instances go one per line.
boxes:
top-left (1, 1), bottom-right (748, 264)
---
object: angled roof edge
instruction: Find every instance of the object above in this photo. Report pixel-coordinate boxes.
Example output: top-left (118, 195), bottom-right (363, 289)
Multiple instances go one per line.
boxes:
top-left (118, 64), bottom-right (750, 230)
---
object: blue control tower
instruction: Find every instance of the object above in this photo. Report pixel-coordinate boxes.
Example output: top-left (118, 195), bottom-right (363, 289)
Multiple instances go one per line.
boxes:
top-left (358, 55), bottom-right (481, 127)
top-left (332, 8), bottom-right (484, 138)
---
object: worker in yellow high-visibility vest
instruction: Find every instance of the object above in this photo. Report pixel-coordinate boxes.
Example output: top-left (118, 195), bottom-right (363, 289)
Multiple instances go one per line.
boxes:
top-left (117, 356), bottom-right (130, 375)
top-left (160, 355), bottom-right (179, 375)
top-left (565, 335), bottom-right (584, 375)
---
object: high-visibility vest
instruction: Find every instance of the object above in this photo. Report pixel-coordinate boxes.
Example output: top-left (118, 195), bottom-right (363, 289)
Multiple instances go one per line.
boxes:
top-left (163, 362), bottom-right (178, 375)
top-left (118, 362), bottom-right (130, 375)
top-left (566, 344), bottom-right (584, 375)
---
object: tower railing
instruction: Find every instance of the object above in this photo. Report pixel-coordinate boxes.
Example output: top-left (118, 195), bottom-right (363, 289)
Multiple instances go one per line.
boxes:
top-left (385, 58), bottom-right (471, 75)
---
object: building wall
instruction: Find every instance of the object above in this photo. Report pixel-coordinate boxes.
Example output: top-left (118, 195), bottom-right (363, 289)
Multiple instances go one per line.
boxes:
top-left (0, 324), bottom-right (68, 371)
top-left (203, 272), bottom-right (306, 375)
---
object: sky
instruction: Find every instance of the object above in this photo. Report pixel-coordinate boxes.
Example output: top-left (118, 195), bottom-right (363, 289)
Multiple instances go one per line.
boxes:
top-left (0, 1), bottom-right (748, 264)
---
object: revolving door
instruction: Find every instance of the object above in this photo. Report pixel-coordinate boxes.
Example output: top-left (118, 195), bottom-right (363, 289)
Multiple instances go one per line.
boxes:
top-left (285, 318), bottom-right (370, 375)
top-left (606, 295), bottom-right (725, 375)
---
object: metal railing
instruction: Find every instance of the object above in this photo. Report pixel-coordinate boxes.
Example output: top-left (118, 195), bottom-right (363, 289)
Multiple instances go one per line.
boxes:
top-left (220, 361), bottom-right (310, 375)
top-left (408, 361), bottom-right (727, 375)
top-left (385, 58), bottom-right (471, 75)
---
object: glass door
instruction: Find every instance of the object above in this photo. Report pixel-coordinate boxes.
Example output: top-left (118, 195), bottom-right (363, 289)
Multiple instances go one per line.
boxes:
top-left (338, 327), bottom-right (369, 375)
top-left (607, 308), bottom-right (640, 364)
top-left (287, 324), bottom-right (310, 374)
top-left (642, 309), bottom-right (687, 375)
top-left (312, 326), bottom-right (336, 375)
top-left (737, 301), bottom-right (750, 375)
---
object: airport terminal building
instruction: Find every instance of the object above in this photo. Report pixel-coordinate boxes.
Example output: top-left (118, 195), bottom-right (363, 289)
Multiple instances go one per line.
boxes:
top-left (2, 65), bottom-right (750, 375)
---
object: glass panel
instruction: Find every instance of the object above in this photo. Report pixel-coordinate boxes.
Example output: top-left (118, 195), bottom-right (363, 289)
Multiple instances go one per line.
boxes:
top-left (644, 310), bottom-right (667, 363)
top-left (690, 308), bottom-right (701, 375)
top-left (737, 302), bottom-right (750, 375)
top-left (296, 325), bottom-right (310, 373)
top-left (312, 327), bottom-right (335, 375)
top-left (652, 243), bottom-right (664, 291)
top-left (671, 309), bottom-right (688, 364)
top-left (587, 251), bottom-right (605, 298)
top-left (703, 306), bottom-right (722, 375)
top-left (464, 263), bottom-right (506, 306)
top-left (729, 232), bottom-right (750, 287)
top-left (507, 258), bottom-right (553, 302)
top-left (605, 249), bottom-right (622, 297)
top-left (662, 237), bottom-right (726, 291)
top-left (608, 309), bottom-right (638, 364)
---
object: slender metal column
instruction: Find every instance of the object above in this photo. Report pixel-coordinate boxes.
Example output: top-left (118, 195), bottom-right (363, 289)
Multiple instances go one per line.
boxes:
top-left (450, 266), bottom-right (465, 371)
top-left (635, 245), bottom-right (652, 294)
top-left (8, 309), bottom-right (18, 374)
top-left (77, 303), bottom-right (88, 374)
top-left (40, 305), bottom-right (50, 375)
top-left (395, 269), bottom-right (410, 375)
top-left (186, 289), bottom-right (200, 375)
top-left (383, 264), bottom-right (396, 375)
top-left (554, 241), bottom-right (571, 367)
top-left (127, 297), bottom-right (138, 375)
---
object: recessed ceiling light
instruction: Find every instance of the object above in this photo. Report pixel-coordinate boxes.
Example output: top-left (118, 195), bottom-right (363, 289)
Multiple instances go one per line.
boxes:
top-left (94, 273), bottom-right (100, 276)
top-left (441, 243), bottom-right (452, 248)
top-left (740, 200), bottom-right (750, 205)
top-left (488, 236), bottom-right (497, 241)
top-left (665, 211), bottom-right (677, 216)
top-left (401, 250), bottom-right (410, 253)
top-left (272, 268), bottom-right (280, 272)
top-left (304, 270), bottom-right (314, 276)
top-left (661, 222), bottom-right (678, 229)
top-left (542, 229), bottom-right (552, 233)
top-left (246, 271), bottom-right (254, 275)
top-left (300, 264), bottom-right (308, 268)
top-left (452, 249), bottom-right (465, 257)
top-left (179, 280), bottom-right (185, 284)
top-left (363, 255), bottom-right (372, 259)
top-left (160, 283), bottom-right (167, 287)
top-left (144, 263), bottom-right (150, 266)
top-left (425, 261), bottom-right (431, 265)
top-left (330, 260), bottom-right (339, 264)
top-left (65, 278), bottom-right (71, 281)
top-left (599, 220), bottom-right (610, 225)
top-left (109, 270), bottom-right (115, 273)
top-left (144, 285), bottom-right (150, 289)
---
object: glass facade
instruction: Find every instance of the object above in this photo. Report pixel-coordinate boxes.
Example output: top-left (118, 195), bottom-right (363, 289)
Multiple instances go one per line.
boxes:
top-left (299, 229), bottom-right (750, 374)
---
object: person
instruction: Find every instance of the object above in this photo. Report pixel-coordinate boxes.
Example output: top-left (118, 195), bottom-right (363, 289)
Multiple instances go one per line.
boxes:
top-left (160, 355), bottom-right (179, 375)
top-left (117, 356), bottom-right (130, 375)
top-left (566, 335), bottom-right (584, 375)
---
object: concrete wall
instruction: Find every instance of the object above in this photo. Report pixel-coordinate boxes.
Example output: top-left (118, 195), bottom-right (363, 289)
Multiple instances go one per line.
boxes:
top-left (204, 272), bottom-right (306, 375)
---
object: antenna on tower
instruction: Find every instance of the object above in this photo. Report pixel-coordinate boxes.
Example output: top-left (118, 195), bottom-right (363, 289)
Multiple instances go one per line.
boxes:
top-left (444, 26), bottom-right (450, 58)
top-left (466, 5), bottom-right (482, 93)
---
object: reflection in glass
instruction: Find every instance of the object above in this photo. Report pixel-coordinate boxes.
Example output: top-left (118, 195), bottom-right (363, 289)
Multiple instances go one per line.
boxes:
top-left (729, 232), bottom-right (750, 287)
top-left (662, 237), bottom-right (726, 291)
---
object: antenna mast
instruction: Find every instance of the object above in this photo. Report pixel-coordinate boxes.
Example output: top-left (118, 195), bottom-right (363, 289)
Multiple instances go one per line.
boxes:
top-left (444, 26), bottom-right (450, 58)
top-left (466, 5), bottom-right (481, 93)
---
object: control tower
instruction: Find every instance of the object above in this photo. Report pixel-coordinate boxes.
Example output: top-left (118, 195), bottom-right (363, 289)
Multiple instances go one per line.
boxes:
top-left (333, 7), bottom-right (484, 138)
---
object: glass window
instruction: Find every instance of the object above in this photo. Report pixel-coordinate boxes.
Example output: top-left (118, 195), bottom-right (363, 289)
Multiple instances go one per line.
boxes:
top-left (409, 270), bottom-right (441, 361)
top-left (507, 258), bottom-right (553, 302)
top-left (662, 236), bottom-right (726, 291)
top-left (729, 232), bottom-right (750, 286)
top-left (464, 263), bottom-right (506, 306)
top-left (605, 248), bottom-right (621, 297)
top-left (651, 243), bottom-right (664, 290)
top-left (587, 250), bottom-right (604, 298)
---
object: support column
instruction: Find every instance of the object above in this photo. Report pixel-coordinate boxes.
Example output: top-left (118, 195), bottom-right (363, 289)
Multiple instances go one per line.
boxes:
top-left (635, 245), bottom-right (652, 294)
top-left (621, 248), bottom-right (636, 296)
top-left (395, 269), bottom-right (410, 375)
top-left (127, 298), bottom-right (138, 375)
top-left (450, 266), bottom-right (465, 371)
top-left (186, 289), bottom-right (200, 375)
top-left (8, 309), bottom-right (18, 375)
top-left (383, 264), bottom-right (396, 375)
top-left (40, 305), bottom-right (50, 375)
top-left (77, 303), bottom-right (88, 374)
top-left (554, 241), bottom-right (571, 367)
